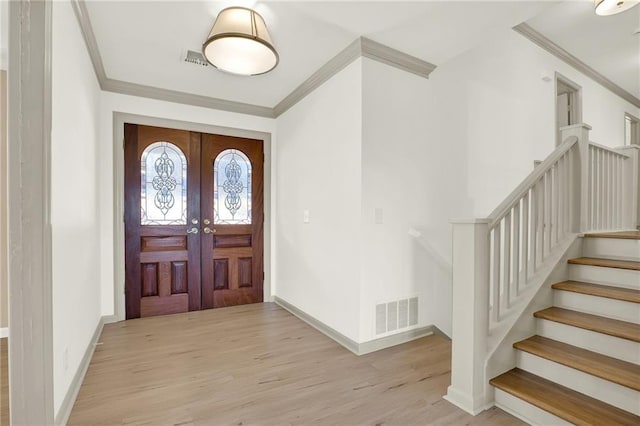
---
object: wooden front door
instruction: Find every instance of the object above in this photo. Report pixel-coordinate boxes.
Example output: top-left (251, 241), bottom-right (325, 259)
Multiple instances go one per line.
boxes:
top-left (124, 124), bottom-right (264, 319)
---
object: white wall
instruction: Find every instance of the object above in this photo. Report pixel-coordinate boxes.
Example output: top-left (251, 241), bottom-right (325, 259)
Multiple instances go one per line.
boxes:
top-left (51, 0), bottom-right (102, 415)
top-left (98, 92), bottom-right (277, 318)
top-left (275, 59), bottom-right (363, 342)
top-left (428, 28), bottom-right (640, 219)
top-left (275, 28), bottom-right (639, 343)
top-left (360, 58), bottom-right (454, 339)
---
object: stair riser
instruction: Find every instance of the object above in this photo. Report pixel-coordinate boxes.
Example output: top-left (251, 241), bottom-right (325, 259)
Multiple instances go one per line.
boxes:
top-left (582, 238), bottom-right (640, 262)
top-left (537, 319), bottom-right (640, 364)
top-left (553, 291), bottom-right (640, 323)
top-left (569, 264), bottom-right (640, 290)
top-left (516, 351), bottom-right (639, 415)
top-left (494, 389), bottom-right (572, 426)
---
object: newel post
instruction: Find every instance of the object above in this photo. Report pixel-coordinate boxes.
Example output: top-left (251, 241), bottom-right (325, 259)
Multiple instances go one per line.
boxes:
top-left (444, 219), bottom-right (491, 415)
top-left (560, 123), bottom-right (592, 232)
top-left (617, 145), bottom-right (639, 229)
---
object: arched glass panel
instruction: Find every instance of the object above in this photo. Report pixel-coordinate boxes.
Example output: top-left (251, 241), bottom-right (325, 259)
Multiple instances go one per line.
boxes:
top-left (214, 149), bottom-right (252, 224)
top-left (140, 142), bottom-right (187, 225)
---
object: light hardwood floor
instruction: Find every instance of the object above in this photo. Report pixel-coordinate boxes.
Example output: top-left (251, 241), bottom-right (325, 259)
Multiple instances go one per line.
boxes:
top-left (69, 303), bottom-right (523, 425)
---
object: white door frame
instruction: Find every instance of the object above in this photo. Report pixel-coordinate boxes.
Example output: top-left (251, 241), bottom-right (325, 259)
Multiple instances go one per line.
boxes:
top-left (8, 0), bottom-right (55, 424)
top-left (625, 112), bottom-right (640, 146)
top-left (555, 72), bottom-right (583, 146)
top-left (111, 113), bottom-right (273, 321)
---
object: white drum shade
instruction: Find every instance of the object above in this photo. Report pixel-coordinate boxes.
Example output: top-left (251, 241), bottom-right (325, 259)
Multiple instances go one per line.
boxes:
top-left (203, 7), bottom-right (278, 75)
top-left (594, 0), bottom-right (639, 15)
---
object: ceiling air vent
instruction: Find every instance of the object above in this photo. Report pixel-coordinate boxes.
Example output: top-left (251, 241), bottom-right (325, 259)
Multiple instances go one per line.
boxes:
top-left (184, 50), bottom-right (209, 67)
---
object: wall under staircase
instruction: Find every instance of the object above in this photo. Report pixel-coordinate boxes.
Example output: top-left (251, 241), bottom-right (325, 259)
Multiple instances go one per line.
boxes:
top-left (444, 123), bottom-right (640, 424)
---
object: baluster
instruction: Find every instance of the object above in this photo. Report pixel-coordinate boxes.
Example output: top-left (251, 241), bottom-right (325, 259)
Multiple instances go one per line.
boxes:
top-left (492, 226), bottom-right (501, 323)
top-left (599, 149), bottom-right (605, 230)
top-left (504, 213), bottom-right (511, 308)
top-left (607, 152), bottom-right (612, 229)
top-left (522, 192), bottom-right (529, 281)
top-left (553, 161), bottom-right (560, 244)
top-left (532, 179), bottom-right (540, 270)
top-left (544, 171), bottom-right (551, 257)
top-left (587, 145), bottom-right (596, 229)
top-left (512, 202), bottom-right (521, 296)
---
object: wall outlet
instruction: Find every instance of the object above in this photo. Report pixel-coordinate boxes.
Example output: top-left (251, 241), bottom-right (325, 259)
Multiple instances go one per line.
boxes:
top-left (374, 208), bottom-right (383, 224)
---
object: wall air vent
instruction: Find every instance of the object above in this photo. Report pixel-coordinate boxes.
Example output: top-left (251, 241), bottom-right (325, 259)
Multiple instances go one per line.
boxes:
top-left (375, 297), bottom-right (419, 335)
top-left (184, 50), bottom-right (210, 67)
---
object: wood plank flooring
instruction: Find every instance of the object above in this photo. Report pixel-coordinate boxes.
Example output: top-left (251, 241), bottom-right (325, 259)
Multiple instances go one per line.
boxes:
top-left (69, 303), bottom-right (523, 425)
top-left (551, 281), bottom-right (640, 303)
top-left (0, 338), bottom-right (7, 426)
top-left (534, 307), bottom-right (640, 342)
top-left (513, 335), bottom-right (640, 391)
top-left (584, 231), bottom-right (640, 240)
top-left (567, 257), bottom-right (640, 271)
top-left (490, 368), bottom-right (640, 426)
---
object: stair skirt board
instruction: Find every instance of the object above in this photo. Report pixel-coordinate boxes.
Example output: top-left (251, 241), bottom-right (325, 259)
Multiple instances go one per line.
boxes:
top-left (553, 291), bottom-right (640, 323)
top-left (582, 238), bottom-right (640, 262)
top-left (537, 319), bottom-right (640, 365)
top-left (494, 388), bottom-right (573, 426)
top-left (516, 351), bottom-right (640, 415)
top-left (569, 264), bottom-right (640, 289)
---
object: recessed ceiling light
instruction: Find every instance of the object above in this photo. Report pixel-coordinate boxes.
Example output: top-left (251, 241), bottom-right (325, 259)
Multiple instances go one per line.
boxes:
top-left (594, 0), bottom-right (640, 16)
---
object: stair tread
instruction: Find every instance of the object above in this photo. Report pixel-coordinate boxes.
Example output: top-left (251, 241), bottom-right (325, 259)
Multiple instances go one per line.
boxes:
top-left (568, 257), bottom-right (640, 271)
top-left (534, 307), bottom-right (640, 343)
top-left (514, 335), bottom-right (640, 391)
top-left (552, 280), bottom-right (640, 303)
top-left (490, 368), bottom-right (640, 426)
top-left (584, 231), bottom-right (640, 240)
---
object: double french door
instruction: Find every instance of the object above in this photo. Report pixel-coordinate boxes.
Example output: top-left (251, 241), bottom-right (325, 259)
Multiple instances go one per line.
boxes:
top-left (124, 124), bottom-right (264, 319)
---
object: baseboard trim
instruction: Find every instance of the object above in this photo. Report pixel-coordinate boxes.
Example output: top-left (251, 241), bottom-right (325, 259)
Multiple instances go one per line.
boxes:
top-left (0, 327), bottom-right (7, 338)
top-left (101, 314), bottom-right (119, 324)
top-left (54, 316), bottom-right (107, 425)
top-left (273, 296), bottom-right (361, 355)
top-left (273, 296), bottom-right (435, 356)
top-left (443, 385), bottom-right (493, 416)
top-left (358, 326), bottom-right (434, 355)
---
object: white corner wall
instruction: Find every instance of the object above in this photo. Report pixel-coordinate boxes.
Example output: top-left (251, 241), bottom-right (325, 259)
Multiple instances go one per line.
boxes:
top-left (360, 58), bottom-right (453, 339)
top-left (51, 0), bottom-right (102, 415)
top-left (275, 59), bottom-right (363, 342)
top-left (428, 28), bottom-right (640, 219)
top-left (98, 92), bottom-right (277, 318)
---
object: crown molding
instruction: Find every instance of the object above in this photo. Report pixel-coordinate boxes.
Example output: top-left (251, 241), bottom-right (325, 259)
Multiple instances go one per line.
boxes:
top-left (360, 37), bottom-right (436, 79)
top-left (102, 78), bottom-right (275, 117)
top-left (273, 38), bottom-right (363, 117)
top-left (72, 0), bottom-right (437, 119)
top-left (513, 23), bottom-right (640, 109)
top-left (273, 37), bottom-right (437, 117)
top-left (70, 0), bottom-right (107, 85)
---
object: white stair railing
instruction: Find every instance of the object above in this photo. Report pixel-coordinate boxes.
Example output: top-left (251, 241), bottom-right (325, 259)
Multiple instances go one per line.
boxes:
top-left (444, 123), bottom-right (640, 415)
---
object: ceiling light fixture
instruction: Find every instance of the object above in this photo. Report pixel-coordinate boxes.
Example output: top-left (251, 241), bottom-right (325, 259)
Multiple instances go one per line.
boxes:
top-left (594, 0), bottom-right (639, 16)
top-left (202, 7), bottom-right (279, 76)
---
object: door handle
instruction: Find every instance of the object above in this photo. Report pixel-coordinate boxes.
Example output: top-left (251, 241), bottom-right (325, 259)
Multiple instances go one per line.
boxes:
top-left (203, 227), bottom-right (216, 234)
top-left (186, 227), bottom-right (199, 234)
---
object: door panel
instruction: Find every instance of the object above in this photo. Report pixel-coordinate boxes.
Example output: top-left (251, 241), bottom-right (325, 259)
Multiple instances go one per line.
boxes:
top-left (201, 134), bottom-right (264, 309)
top-left (125, 124), bottom-right (263, 319)
top-left (124, 124), bottom-right (201, 319)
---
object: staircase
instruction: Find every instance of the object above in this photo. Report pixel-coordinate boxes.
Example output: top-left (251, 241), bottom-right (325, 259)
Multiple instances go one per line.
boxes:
top-left (491, 231), bottom-right (640, 425)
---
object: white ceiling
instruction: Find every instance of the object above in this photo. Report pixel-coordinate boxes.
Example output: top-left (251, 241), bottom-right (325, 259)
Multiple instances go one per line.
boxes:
top-left (526, 0), bottom-right (640, 97)
top-left (84, 1), bottom-right (556, 107)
